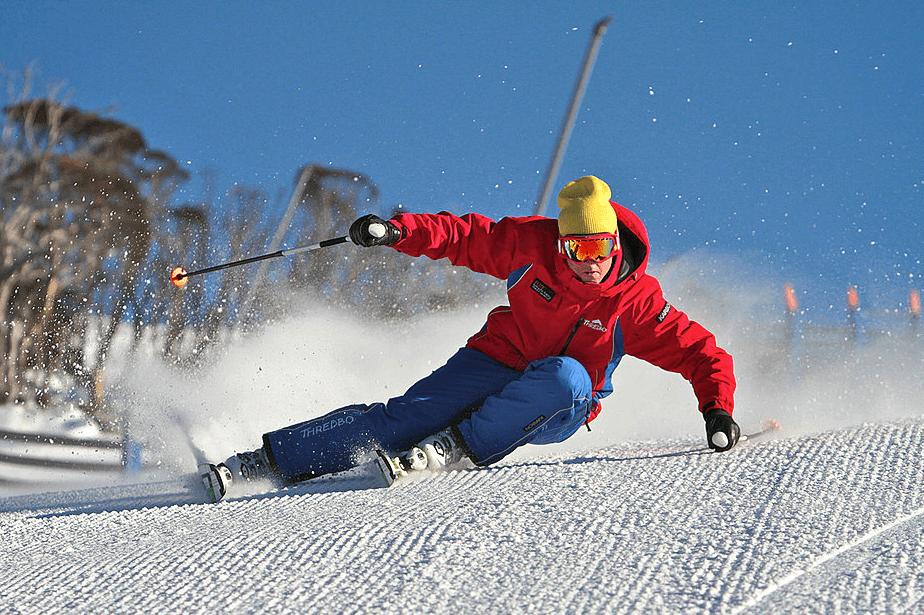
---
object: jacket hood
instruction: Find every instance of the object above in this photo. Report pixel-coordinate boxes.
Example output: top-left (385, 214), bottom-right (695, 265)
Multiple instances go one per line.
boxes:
top-left (611, 202), bottom-right (649, 283)
top-left (560, 202), bottom-right (650, 298)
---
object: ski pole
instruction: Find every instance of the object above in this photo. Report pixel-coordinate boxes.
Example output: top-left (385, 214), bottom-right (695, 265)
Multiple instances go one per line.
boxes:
top-left (170, 223), bottom-right (385, 287)
top-left (711, 419), bottom-right (780, 449)
top-left (739, 419), bottom-right (782, 443)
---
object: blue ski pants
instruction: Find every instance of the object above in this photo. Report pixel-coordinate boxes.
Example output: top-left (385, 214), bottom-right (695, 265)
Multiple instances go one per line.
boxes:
top-left (263, 347), bottom-right (596, 481)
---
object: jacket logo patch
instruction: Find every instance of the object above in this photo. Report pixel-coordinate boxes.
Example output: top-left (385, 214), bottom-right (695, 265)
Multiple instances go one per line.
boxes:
top-left (656, 302), bottom-right (672, 323)
top-left (524, 416), bottom-right (546, 432)
top-left (582, 318), bottom-right (607, 333)
top-left (530, 279), bottom-right (555, 302)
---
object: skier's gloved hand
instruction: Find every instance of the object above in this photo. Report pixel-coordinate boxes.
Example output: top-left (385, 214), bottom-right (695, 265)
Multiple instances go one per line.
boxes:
top-left (349, 214), bottom-right (401, 247)
top-left (704, 408), bottom-right (740, 452)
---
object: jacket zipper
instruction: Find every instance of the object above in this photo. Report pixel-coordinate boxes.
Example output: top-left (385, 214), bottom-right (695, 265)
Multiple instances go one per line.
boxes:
top-left (559, 318), bottom-right (584, 356)
top-left (559, 317), bottom-right (596, 433)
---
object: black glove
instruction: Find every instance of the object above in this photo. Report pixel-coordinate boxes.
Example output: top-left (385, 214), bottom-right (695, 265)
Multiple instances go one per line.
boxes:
top-left (704, 408), bottom-right (740, 452)
top-left (349, 214), bottom-right (402, 247)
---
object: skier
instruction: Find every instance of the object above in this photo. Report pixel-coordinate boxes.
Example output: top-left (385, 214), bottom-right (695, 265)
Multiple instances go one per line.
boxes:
top-left (200, 175), bottom-right (739, 501)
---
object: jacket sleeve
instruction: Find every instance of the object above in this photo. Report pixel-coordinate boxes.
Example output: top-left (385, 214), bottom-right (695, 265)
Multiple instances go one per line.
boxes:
top-left (620, 276), bottom-right (737, 415)
top-left (388, 211), bottom-right (526, 280)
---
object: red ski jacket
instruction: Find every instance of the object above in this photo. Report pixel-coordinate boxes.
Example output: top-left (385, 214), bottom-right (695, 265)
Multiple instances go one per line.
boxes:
top-left (389, 203), bottom-right (736, 419)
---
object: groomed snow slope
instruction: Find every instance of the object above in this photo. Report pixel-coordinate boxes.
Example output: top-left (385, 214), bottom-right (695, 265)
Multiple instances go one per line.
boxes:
top-left (3, 418), bottom-right (924, 615)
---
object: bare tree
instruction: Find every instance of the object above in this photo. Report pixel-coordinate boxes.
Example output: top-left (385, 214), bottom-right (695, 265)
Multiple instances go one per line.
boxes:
top-left (0, 71), bottom-right (499, 431)
top-left (0, 88), bottom-right (187, 424)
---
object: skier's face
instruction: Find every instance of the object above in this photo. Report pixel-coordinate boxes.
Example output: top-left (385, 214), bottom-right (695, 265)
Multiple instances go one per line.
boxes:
top-left (566, 256), bottom-right (614, 284)
top-left (557, 232), bottom-right (620, 284)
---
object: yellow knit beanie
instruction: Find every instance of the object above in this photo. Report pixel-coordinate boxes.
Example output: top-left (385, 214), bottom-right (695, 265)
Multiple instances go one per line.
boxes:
top-left (556, 175), bottom-right (617, 236)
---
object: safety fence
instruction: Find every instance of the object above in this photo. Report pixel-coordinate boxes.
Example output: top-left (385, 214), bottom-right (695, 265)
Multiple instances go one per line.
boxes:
top-left (742, 285), bottom-right (923, 392)
top-left (781, 285), bottom-right (921, 349)
top-left (0, 426), bottom-right (142, 489)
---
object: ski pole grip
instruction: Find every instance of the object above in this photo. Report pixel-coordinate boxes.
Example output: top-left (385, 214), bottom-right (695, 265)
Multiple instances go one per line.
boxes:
top-left (368, 222), bottom-right (386, 238)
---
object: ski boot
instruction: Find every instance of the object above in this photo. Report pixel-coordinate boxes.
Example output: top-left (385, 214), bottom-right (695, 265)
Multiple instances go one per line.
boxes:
top-left (199, 448), bottom-right (275, 503)
top-left (374, 428), bottom-right (465, 487)
top-left (199, 463), bottom-right (233, 503)
top-left (373, 450), bottom-right (409, 487)
top-left (416, 428), bottom-right (464, 469)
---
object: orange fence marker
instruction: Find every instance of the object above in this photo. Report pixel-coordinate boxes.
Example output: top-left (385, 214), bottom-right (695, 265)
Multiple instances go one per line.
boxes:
top-left (847, 286), bottom-right (860, 311)
top-left (784, 283), bottom-right (799, 313)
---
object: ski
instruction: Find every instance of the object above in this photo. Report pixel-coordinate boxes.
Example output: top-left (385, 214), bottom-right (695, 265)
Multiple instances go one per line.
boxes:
top-left (198, 453), bottom-right (401, 503)
top-left (199, 420), bottom-right (782, 502)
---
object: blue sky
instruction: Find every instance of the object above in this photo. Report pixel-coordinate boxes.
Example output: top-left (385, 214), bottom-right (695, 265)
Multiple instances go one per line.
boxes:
top-left (2, 1), bottom-right (922, 319)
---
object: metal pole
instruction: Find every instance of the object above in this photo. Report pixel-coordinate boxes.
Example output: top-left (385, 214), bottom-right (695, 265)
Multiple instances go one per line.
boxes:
top-left (240, 164), bottom-right (314, 312)
top-left (534, 16), bottom-right (613, 217)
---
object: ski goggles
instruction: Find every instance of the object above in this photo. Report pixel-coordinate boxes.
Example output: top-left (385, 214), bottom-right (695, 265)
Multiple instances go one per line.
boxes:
top-left (557, 233), bottom-right (620, 263)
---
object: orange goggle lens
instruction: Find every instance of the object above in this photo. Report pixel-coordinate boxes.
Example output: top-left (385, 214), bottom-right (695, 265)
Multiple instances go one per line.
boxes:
top-left (557, 234), bottom-right (619, 262)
